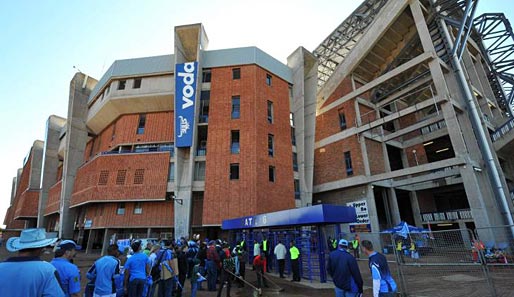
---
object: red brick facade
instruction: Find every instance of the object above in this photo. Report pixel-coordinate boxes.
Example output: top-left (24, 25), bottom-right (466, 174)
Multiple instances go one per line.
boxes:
top-left (45, 180), bottom-right (62, 215)
top-left (14, 190), bottom-right (39, 219)
top-left (203, 65), bottom-right (295, 225)
top-left (71, 152), bottom-right (170, 207)
top-left (82, 202), bottom-right (174, 228)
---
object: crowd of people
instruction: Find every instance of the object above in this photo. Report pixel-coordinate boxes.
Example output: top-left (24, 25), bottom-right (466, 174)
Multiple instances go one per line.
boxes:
top-left (0, 228), bottom-right (399, 297)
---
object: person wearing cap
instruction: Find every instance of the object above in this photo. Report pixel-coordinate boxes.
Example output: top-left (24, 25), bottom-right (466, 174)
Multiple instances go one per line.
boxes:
top-left (289, 240), bottom-right (301, 282)
top-left (0, 228), bottom-right (65, 297)
top-left (51, 239), bottom-right (81, 297)
top-left (327, 239), bottom-right (363, 297)
top-left (124, 241), bottom-right (151, 297)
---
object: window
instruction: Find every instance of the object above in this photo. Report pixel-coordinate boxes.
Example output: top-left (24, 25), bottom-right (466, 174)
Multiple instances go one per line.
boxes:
top-left (290, 112), bottom-right (295, 127)
top-left (133, 202), bottom-right (143, 214)
top-left (230, 163), bottom-right (239, 180)
top-left (168, 163), bottom-right (175, 182)
top-left (268, 166), bottom-right (275, 182)
top-left (231, 96), bottom-right (240, 119)
top-left (134, 169), bottom-right (145, 184)
top-left (338, 109), bottom-right (347, 130)
top-left (344, 151), bottom-right (353, 176)
top-left (294, 179), bottom-right (300, 199)
top-left (291, 127), bottom-right (296, 146)
top-left (118, 80), bottom-right (126, 90)
top-left (266, 74), bottom-right (272, 86)
top-left (133, 78), bottom-right (142, 89)
top-left (232, 68), bottom-right (241, 80)
top-left (202, 69), bottom-right (211, 83)
top-left (194, 161), bottom-right (206, 181)
top-left (267, 101), bottom-right (274, 124)
top-left (105, 84), bottom-right (110, 95)
top-left (231, 130), bottom-right (240, 154)
top-left (199, 91), bottom-right (210, 123)
top-left (116, 170), bottom-right (127, 185)
top-left (116, 203), bottom-right (125, 215)
top-left (268, 134), bottom-right (274, 157)
top-left (137, 114), bottom-right (146, 134)
top-left (98, 170), bottom-right (109, 185)
top-left (293, 152), bottom-right (298, 171)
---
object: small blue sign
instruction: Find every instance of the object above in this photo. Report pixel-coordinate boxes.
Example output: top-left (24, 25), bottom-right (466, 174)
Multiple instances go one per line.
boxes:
top-left (175, 62), bottom-right (198, 147)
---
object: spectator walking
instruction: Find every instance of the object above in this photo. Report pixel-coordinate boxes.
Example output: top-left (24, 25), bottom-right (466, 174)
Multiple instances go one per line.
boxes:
top-left (273, 240), bottom-right (287, 278)
top-left (206, 240), bottom-right (220, 291)
top-left (217, 244), bottom-right (234, 297)
top-left (176, 245), bottom-right (188, 297)
top-left (361, 240), bottom-right (397, 297)
top-left (51, 240), bottom-right (81, 297)
top-left (289, 240), bottom-right (301, 282)
top-left (327, 239), bottom-right (363, 297)
top-left (158, 242), bottom-right (176, 297)
top-left (197, 242), bottom-right (207, 291)
top-left (0, 228), bottom-right (64, 297)
top-left (87, 244), bottom-right (121, 297)
top-left (124, 241), bottom-right (150, 297)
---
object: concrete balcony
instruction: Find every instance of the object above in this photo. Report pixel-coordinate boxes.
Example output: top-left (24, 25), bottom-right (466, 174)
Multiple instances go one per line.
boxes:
top-left (492, 118), bottom-right (514, 157)
top-left (87, 75), bottom-right (174, 134)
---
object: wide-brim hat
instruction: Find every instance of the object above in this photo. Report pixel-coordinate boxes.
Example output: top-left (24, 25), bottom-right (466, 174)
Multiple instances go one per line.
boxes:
top-left (7, 228), bottom-right (58, 252)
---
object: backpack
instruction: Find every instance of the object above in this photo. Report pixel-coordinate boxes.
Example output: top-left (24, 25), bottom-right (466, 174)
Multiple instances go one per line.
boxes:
top-left (151, 249), bottom-right (167, 282)
top-left (222, 254), bottom-right (235, 272)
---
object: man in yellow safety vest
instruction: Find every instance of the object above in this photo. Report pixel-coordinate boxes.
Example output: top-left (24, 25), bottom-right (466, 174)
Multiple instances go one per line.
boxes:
top-left (289, 241), bottom-right (301, 282)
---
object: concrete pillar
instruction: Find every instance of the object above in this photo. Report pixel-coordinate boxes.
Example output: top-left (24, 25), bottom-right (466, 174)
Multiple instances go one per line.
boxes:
top-left (86, 229), bottom-right (95, 254)
top-left (458, 221), bottom-right (472, 246)
top-left (388, 188), bottom-right (401, 225)
top-left (409, 191), bottom-right (423, 227)
top-left (173, 24), bottom-right (209, 239)
top-left (287, 47), bottom-right (318, 207)
top-left (147, 228), bottom-right (152, 238)
top-left (101, 228), bottom-right (115, 256)
top-left (38, 116), bottom-right (66, 228)
top-left (29, 141), bottom-right (44, 190)
top-left (59, 73), bottom-right (97, 239)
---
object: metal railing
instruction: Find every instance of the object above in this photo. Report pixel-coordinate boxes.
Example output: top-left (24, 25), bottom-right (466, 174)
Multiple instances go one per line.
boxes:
top-left (421, 208), bottom-right (472, 222)
top-left (491, 117), bottom-right (514, 142)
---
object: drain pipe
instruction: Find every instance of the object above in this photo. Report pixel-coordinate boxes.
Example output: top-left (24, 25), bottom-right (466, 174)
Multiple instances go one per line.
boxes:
top-left (431, 0), bottom-right (514, 232)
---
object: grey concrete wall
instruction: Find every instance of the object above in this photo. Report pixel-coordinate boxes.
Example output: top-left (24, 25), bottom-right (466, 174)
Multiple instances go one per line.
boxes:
top-left (29, 140), bottom-right (44, 190)
top-left (60, 73), bottom-right (97, 238)
top-left (10, 177), bottom-right (17, 205)
top-left (173, 24), bottom-right (208, 239)
top-left (287, 47), bottom-right (318, 207)
top-left (38, 115), bottom-right (66, 228)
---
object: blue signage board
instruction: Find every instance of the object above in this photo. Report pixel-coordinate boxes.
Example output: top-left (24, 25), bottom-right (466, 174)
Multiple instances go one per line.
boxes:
top-left (175, 62), bottom-right (198, 147)
top-left (222, 204), bottom-right (357, 230)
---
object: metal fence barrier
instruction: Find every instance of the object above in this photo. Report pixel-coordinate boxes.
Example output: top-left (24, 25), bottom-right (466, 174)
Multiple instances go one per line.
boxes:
top-left (354, 226), bottom-right (514, 296)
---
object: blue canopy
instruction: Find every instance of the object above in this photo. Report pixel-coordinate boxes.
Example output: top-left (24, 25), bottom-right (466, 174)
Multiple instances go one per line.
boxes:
top-left (221, 204), bottom-right (357, 230)
top-left (381, 221), bottom-right (428, 237)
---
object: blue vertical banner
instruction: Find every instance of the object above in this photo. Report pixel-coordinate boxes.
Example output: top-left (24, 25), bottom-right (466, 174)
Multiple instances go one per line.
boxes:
top-left (175, 61), bottom-right (198, 147)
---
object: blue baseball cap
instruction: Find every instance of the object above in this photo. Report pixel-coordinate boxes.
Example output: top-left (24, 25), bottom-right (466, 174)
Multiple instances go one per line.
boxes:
top-left (338, 239), bottom-right (349, 247)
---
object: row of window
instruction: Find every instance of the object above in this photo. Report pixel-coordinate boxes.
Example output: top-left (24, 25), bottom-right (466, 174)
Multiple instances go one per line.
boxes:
top-left (98, 169), bottom-right (145, 186)
top-left (201, 67), bottom-right (273, 86)
top-left (118, 78), bottom-right (142, 90)
top-left (116, 202), bottom-right (142, 215)
top-left (229, 163), bottom-right (276, 182)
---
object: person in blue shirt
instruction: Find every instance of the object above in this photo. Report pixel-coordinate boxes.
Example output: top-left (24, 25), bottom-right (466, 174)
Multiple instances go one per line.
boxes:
top-left (51, 239), bottom-right (82, 297)
top-left (87, 244), bottom-right (121, 297)
top-left (327, 239), bottom-right (363, 297)
top-left (0, 228), bottom-right (65, 297)
top-left (361, 240), bottom-right (398, 297)
top-left (124, 241), bottom-right (151, 297)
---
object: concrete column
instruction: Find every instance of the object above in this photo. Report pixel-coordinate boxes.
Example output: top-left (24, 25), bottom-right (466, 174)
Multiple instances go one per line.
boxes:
top-left (409, 191), bottom-right (423, 227)
top-left (59, 73), bottom-right (97, 239)
top-left (287, 47), bottom-right (318, 207)
top-left (173, 24), bottom-right (209, 239)
top-left (388, 188), bottom-right (401, 225)
top-left (101, 228), bottom-right (115, 256)
top-left (38, 116), bottom-right (66, 228)
top-left (86, 229), bottom-right (95, 254)
top-left (147, 228), bottom-right (152, 238)
top-left (382, 189), bottom-right (392, 227)
top-left (458, 221), bottom-right (472, 247)
top-left (29, 141), bottom-right (44, 190)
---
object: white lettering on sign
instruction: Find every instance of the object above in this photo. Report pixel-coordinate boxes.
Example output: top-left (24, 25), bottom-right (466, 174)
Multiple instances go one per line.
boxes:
top-left (177, 62), bottom-right (196, 109)
top-left (346, 200), bottom-right (370, 225)
top-left (244, 217), bottom-right (254, 226)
